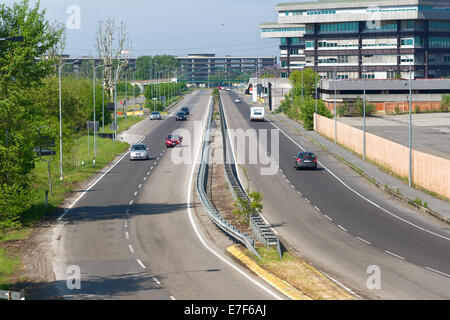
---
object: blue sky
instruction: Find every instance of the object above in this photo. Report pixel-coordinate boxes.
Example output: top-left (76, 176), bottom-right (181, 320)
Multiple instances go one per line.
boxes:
top-left (4, 0), bottom-right (286, 58)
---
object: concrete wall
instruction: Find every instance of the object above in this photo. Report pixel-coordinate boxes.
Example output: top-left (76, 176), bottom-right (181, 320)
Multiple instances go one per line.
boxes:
top-left (323, 100), bottom-right (444, 114)
top-left (314, 114), bottom-right (450, 199)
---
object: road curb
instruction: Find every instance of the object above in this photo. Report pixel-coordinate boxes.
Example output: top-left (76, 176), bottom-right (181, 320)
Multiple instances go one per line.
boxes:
top-left (226, 245), bottom-right (312, 300)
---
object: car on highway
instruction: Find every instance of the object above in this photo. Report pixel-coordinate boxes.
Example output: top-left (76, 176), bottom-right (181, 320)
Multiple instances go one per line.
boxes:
top-left (175, 111), bottom-right (187, 121)
top-left (181, 106), bottom-right (190, 115)
top-left (294, 151), bottom-right (318, 170)
top-left (235, 98), bottom-right (241, 103)
top-left (129, 143), bottom-right (149, 161)
top-left (149, 111), bottom-right (162, 120)
top-left (250, 106), bottom-right (264, 121)
top-left (165, 134), bottom-right (183, 147)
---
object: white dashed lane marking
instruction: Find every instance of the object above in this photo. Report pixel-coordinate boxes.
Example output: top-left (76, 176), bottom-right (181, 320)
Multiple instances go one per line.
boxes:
top-left (136, 259), bottom-right (146, 269)
top-left (385, 250), bottom-right (405, 260)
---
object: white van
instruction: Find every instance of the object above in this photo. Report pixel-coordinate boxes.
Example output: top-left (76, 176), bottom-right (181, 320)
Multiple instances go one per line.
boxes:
top-left (250, 107), bottom-right (265, 121)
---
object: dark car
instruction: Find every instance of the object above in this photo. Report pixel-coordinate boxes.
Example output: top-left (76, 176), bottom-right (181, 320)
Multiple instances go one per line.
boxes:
top-left (166, 134), bottom-right (183, 147)
top-left (181, 106), bottom-right (190, 115)
top-left (176, 111), bottom-right (187, 121)
top-left (294, 151), bottom-right (317, 170)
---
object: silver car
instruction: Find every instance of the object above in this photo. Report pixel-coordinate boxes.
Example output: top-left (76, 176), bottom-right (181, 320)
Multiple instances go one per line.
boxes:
top-left (130, 144), bottom-right (149, 160)
top-left (150, 111), bottom-right (161, 120)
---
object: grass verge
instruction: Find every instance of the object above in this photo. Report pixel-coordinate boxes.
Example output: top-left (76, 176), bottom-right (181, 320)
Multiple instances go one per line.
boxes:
top-left (102, 115), bottom-right (146, 134)
top-left (246, 246), bottom-right (355, 300)
top-left (0, 133), bottom-right (132, 290)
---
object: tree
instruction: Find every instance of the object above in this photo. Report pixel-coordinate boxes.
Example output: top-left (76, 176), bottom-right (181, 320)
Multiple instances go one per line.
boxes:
top-left (299, 96), bottom-right (333, 130)
top-left (132, 55), bottom-right (179, 80)
top-left (441, 94), bottom-right (450, 112)
top-left (0, 0), bottom-right (61, 229)
top-left (96, 17), bottom-right (131, 101)
top-left (354, 97), bottom-right (376, 116)
top-left (233, 192), bottom-right (263, 226)
top-left (289, 68), bottom-right (317, 99)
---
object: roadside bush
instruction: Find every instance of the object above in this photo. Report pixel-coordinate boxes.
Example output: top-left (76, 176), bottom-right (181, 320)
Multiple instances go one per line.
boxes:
top-left (299, 96), bottom-right (332, 130)
top-left (441, 94), bottom-right (450, 112)
top-left (353, 97), bottom-right (376, 116)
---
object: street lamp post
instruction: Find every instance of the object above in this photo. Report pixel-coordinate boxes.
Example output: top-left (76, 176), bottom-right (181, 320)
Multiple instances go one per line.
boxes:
top-left (92, 62), bottom-right (105, 167)
top-left (327, 58), bottom-right (338, 144)
top-left (58, 60), bottom-right (78, 181)
top-left (408, 59), bottom-right (413, 188)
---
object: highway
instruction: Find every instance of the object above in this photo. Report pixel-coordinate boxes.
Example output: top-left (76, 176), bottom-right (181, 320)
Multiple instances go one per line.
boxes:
top-left (50, 90), bottom-right (284, 300)
top-left (221, 90), bottom-right (450, 299)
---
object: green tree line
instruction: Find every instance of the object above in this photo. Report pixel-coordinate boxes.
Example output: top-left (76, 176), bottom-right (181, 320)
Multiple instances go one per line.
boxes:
top-left (0, 1), bottom-right (113, 229)
top-left (279, 69), bottom-right (332, 130)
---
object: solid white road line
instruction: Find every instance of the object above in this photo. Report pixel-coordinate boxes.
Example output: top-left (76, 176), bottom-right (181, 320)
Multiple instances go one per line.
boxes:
top-left (304, 198), bottom-right (310, 203)
top-left (313, 205), bottom-right (321, 212)
top-left (187, 95), bottom-right (283, 300)
top-left (325, 215), bottom-right (333, 221)
top-left (267, 119), bottom-right (450, 242)
top-left (338, 225), bottom-right (348, 232)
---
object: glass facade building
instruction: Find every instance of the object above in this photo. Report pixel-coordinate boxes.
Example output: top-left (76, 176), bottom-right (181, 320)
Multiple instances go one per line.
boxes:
top-left (260, 0), bottom-right (450, 79)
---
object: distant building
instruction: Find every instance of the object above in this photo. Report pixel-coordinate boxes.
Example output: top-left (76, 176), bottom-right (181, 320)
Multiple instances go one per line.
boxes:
top-left (176, 54), bottom-right (277, 83)
top-left (261, 0), bottom-right (450, 80)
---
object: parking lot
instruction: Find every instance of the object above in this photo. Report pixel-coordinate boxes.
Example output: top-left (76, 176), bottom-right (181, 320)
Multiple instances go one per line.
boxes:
top-left (338, 113), bottom-right (450, 160)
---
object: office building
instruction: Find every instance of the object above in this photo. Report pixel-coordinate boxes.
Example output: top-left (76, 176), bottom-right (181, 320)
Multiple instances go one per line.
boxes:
top-left (260, 0), bottom-right (450, 80)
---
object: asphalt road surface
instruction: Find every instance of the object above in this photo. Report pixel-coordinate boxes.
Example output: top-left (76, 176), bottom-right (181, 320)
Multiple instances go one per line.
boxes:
top-left (50, 90), bottom-right (284, 300)
top-left (221, 90), bottom-right (450, 299)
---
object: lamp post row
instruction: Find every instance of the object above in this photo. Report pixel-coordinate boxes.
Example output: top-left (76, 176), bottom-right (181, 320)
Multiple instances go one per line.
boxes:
top-left (304, 53), bottom-right (413, 188)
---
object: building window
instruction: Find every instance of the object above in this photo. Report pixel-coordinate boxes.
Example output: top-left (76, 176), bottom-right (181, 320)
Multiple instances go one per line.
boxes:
top-left (429, 37), bottom-right (450, 48)
top-left (305, 41), bottom-right (314, 48)
top-left (401, 38), bottom-right (414, 46)
top-left (363, 20), bottom-right (397, 32)
top-left (281, 38), bottom-right (287, 45)
top-left (429, 20), bottom-right (450, 32)
top-left (281, 61), bottom-right (287, 67)
top-left (387, 71), bottom-right (397, 79)
top-left (319, 22), bottom-right (358, 33)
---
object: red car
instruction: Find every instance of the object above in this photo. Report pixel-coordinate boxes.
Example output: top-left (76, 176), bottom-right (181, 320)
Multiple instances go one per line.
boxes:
top-left (166, 134), bottom-right (183, 147)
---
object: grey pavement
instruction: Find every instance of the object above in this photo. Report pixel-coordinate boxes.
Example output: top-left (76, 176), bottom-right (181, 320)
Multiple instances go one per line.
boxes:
top-left (338, 113), bottom-right (450, 160)
top-left (240, 93), bottom-right (450, 223)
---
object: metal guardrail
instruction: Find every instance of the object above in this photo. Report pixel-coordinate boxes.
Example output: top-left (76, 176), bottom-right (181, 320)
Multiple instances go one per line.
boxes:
top-left (218, 93), bottom-right (281, 252)
top-left (196, 95), bottom-right (261, 259)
